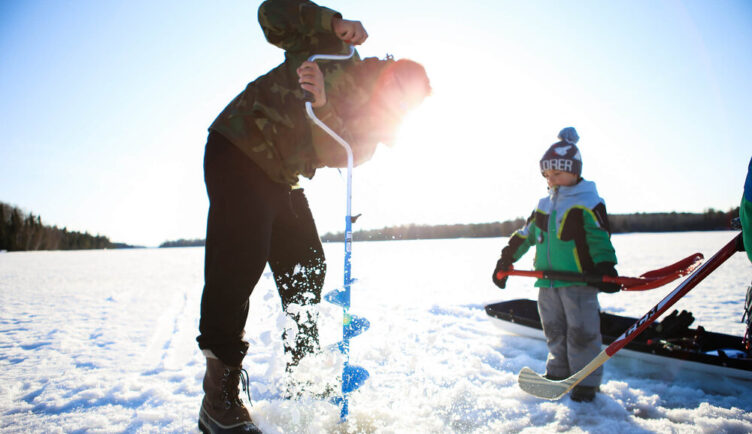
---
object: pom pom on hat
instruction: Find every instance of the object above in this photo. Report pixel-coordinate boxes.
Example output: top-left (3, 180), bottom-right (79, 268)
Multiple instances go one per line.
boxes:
top-left (540, 127), bottom-right (582, 176)
top-left (558, 127), bottom-right (579, 145)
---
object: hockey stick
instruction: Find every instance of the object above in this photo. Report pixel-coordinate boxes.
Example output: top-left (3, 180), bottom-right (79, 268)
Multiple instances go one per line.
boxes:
top-left (517, 234), bottom-right (740, 400)
top-left (496, 253), bottom-right (703, 291)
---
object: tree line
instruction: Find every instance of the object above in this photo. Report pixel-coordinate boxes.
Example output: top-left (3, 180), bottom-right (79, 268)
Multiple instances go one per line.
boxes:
top-left (0, 201), bottom-right (113, 251)
top-left (3, 200), bottom-right (736, 252)
top-left (320, 219), bottom-right (528, 242)
top-left (158, 208), bottom-right (738, 246)
top-left (159, 238), bottom-right (206, 248)
top-left (319, 208), bottom-right (739, 242)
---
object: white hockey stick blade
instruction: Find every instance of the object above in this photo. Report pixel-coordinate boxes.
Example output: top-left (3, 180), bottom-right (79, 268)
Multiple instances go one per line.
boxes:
top-left (518, 351), bottom-right (611, 400)
top-left (517, 368), bottom-right (575, 400)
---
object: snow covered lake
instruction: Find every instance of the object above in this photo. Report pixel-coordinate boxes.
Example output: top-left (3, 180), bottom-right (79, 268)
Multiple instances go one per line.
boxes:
top-left (1, 231), bottom-right (751, 433)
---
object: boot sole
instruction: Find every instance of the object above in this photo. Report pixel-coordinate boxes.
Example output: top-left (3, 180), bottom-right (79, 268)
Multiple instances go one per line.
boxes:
top-left (198, 406), bottom-right (262, 434)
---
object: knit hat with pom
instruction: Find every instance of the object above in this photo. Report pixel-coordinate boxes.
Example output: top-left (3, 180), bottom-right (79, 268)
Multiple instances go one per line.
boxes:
top-left (539, 127), bottom-right (582, 177)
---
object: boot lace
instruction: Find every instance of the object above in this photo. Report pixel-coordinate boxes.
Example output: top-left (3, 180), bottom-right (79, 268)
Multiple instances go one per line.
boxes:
top-left (220, 367), bottom-right (253, 409)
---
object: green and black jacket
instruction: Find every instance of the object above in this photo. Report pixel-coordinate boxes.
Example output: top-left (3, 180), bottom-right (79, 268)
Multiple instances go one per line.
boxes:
top-left (501, 179), bottom-right (618, 288)
top-left (742, 157), bottom-right (752, 263)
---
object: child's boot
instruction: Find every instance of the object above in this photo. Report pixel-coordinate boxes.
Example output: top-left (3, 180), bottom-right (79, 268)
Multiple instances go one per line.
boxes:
top-left (570, 385), bottom-right (598, 402)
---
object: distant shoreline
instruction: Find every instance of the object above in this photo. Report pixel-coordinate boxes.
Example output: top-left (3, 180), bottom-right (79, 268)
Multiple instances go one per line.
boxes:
top-left (0, 229), bottom-right (739, 253)
top-left (1, 200), bottom-right (739, 251)
top-left (157, 209), bottom-right (739, 247)
top-left (320, 209), bottom-right (739, 243)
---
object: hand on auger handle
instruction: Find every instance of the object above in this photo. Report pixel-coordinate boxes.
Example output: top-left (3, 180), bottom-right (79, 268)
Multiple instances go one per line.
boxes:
top-left (495, 253), bottom-right (704, 291)
top-left (517, 233), bottom-right (740, 400)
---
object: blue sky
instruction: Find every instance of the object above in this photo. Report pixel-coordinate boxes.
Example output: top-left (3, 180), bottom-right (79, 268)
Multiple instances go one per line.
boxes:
top-left (1, 0), bottom-right (751, 247)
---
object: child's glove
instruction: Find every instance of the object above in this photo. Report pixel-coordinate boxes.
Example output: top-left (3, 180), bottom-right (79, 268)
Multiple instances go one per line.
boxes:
top-left (492, 257), bottom-right (513, 289)
top-left (593, 262), bottom-right (620, 293)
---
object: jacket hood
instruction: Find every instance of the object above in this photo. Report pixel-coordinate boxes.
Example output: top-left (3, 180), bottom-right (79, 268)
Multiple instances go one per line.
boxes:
top-left (540, 179), bottom-right (604, 228)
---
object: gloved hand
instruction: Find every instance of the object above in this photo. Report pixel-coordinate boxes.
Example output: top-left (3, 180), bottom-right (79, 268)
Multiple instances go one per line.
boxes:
top-left (593, 262), bottom-right (620, 293)
top-left (492, 257), bottom-right (513, 289)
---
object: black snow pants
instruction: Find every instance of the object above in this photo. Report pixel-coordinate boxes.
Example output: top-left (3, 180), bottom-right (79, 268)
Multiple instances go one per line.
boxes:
top-left (197, 131), bottom-right (326, 368)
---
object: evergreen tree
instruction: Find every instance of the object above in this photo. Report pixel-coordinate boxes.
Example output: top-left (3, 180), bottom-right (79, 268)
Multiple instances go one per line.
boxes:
top-left (0, 201), bottom-right (115, 251)
top-left (8, 209), bottom-right (22, 251)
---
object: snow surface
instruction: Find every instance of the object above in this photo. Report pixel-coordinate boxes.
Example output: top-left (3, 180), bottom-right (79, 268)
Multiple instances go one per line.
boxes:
top-left (1, 231), bottom-right (751, 433)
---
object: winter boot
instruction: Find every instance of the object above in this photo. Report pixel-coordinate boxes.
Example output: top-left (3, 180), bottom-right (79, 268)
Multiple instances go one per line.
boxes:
top-left (198, 357), bottom-right (262, 434)
top-left (543, 373), bottom-right (567, 381)
top-left (570, 385), bottom-right (598, 402)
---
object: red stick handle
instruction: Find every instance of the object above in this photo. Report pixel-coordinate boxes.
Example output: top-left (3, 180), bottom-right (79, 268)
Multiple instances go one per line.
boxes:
top-left (494, 252), bottom-right (704, 291)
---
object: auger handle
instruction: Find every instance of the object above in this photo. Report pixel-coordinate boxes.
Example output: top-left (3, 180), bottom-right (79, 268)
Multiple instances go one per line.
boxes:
top-left (302, 45), bottom-right (356, 103)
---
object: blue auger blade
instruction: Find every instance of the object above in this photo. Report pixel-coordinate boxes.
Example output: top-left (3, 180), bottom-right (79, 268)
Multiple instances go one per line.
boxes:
top-left (324, 289), bottom-right (348, 307)
top-left (342, 365), bottom-right (370, 393)
top-left (343, 315), bottom-right (370, 339)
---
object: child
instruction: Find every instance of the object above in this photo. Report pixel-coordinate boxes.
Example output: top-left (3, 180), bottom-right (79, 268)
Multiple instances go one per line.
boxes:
top-left (492, 127), bottom-right (618, 402)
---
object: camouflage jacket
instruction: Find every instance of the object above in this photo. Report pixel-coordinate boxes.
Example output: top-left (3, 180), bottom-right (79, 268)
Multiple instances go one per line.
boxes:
top-left (209, 0), bottom-right (392, 185)
top-left (501, 179), bottom-right (618, 288)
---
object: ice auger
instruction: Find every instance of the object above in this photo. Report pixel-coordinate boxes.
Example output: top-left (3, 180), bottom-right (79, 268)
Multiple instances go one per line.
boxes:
top-left (304, 45), bottom-right (370, 422)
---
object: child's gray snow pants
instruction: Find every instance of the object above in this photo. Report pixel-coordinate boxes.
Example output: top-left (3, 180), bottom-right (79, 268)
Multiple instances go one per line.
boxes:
top-left (537, 285), bottom-right (603, 387)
